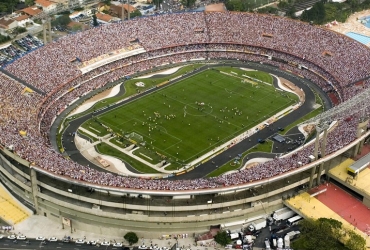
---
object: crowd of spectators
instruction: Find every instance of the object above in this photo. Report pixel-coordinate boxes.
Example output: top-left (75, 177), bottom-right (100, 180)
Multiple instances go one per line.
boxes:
top-left (1, 12), bottom-right (370, 191)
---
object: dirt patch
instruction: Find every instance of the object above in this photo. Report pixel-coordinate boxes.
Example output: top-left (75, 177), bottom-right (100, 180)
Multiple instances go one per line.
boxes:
top-left (83, 87), bottom-right (117, 105)
top-left (279, 77), bottom-right (305, 102)
top-left (244, 162), bottom-right (259, 169)
top-left (303, 124), bottom-right (316, 134)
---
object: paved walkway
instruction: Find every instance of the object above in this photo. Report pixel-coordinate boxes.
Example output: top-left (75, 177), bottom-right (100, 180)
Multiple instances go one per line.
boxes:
top-left (78, 127), bottom-right (172, 176)
top-left (285, 186), bottom-right (370, 248)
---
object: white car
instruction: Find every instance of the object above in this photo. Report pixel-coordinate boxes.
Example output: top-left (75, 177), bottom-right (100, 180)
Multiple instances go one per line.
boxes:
top-left (75, 239), bottom-right (85, 244)
top-left (17, 235), bottom-right (27, 240)
top-left (87, 240), bottom-right (97, 245)
top-left (7, 235), bottom-right (16, 240)
top-left (101, 241), bottom-right (111, 246)
top-left (48, 237), bottom-right (58, 242)
top-left (0, 235), bottom-right (4, 239)
top-left (36, 236), bottom-right (45, 241)
top-left (113, 242), bottom-right (123, 247)
top-left (139, 245), bottom-right (148, 249)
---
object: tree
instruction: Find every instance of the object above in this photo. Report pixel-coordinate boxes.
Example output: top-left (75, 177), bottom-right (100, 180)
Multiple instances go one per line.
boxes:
top-left (25, 0), bottom-right (35, 6)
top-left (214, 231), bottom-right (231, 247)
top-left (225, 0), bottom-right (245, 11)
top-left (285, 5), bottom-right (296, 18)
top-left (52, 15), bottom-right (72, 28)
top-left (130, 9), bottom-right (142, 18)
top-left (0, 0), bottom-right (18, 13)
top-left (293, 218), bottom-right (365, 250)
top-left (0, 34), bottom-right (11, 44)
top-left (301, 0), bottom-right (326, 24)
top-left (181, 0), bottom-right (196, 8)
top-left (345, 231), bottom-right (366, 250)
top-left (124, 232), bottom-right (138, 245)
top-left (14, 26), bottom-right (27, 35)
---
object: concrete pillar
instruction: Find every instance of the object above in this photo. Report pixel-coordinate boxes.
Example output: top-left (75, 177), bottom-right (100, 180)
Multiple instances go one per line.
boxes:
top-left (316, 128), bottom-right (328, 186)
top-left (30, 168), bottom-right (40, 214)
top-left (354, 119), bottom-right (369, 156)
top-left (43, 21), bottom-right (47, 44)
top-left (127, 0), bottom-right (130, 20)
top-left (358, 138), bottom-right (365, 155)
top-left (121, 4), bottom-right (124, 22)
top-left (48, 18), bottom-right (52, 43)
top-left (309, 131), bottom-right (320, 188)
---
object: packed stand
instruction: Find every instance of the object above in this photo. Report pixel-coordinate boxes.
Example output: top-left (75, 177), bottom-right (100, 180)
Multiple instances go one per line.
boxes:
top-left (0, 13), bottom-right (370, 191)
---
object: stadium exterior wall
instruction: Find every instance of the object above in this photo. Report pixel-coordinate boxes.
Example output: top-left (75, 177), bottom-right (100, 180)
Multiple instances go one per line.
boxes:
top-left (0, 129), bottom-right (368, 234)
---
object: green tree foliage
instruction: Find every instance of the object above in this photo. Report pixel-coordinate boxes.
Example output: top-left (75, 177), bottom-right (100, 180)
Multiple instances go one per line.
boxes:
top-left (124, 232), bottom-right (138, 245)
top-left (0, 0), bottom-right (18, 13)
top-left (257, 6), bottom-right (278, 14)
top-left (0, 34), bottom-right (11, 44)
top-left (225, 0), bottom-right (244, 11)
top-left (14, 26), bottom-right (27, 34)
top-left (345, 231), bottom-right (366, 250)
top-left (293, 218), bottom-right (365, 250)
top-left (52, 15), bottom-right (72, 27)
top-left (130, 9), bottom-right (142, 18)
top-left (25, 0), bottom-right (35, 6)
top-left (285, 5), bottom-right (296, 18)
top-left (301, 0), bottom-right (326, 24)
top-left (214, 231), bottom-right (231, 247)
top-left (181, 0), bottom-right (196, 8)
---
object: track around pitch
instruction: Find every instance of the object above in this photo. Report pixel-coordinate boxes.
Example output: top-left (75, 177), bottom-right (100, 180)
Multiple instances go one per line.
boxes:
top-left (51, 60), bottom-right (331, 180)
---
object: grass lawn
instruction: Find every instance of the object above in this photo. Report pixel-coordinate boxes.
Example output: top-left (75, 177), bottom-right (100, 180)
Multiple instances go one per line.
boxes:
top-left (83, 68), bottom-right (296, 166)
top-left (70, 64), bottom-right (204, 119)
top-left (96, 143), bottom-right (161, 173)
top-left (206, 140), bottom-right (273, 177)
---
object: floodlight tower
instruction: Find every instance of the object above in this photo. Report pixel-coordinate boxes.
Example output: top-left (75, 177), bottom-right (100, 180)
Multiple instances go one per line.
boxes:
top-left (42, 19), bottom-right (47, 44)
top-left (301, 83), bottom-right (370, 188)
top-left (48, 17), bottom-right (52, 43)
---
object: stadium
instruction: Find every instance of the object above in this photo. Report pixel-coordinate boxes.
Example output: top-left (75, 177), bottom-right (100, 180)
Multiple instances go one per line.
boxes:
top-left (0, 11), bottom-right (370, 236)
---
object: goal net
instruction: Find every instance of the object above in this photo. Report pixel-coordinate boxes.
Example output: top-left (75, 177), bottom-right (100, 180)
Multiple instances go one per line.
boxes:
top-left (129, 132), bottom-right (144, 142)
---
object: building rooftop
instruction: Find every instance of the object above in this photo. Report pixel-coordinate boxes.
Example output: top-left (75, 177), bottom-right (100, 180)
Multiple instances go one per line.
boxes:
top-left (19, 6), bottom-right (42, 16)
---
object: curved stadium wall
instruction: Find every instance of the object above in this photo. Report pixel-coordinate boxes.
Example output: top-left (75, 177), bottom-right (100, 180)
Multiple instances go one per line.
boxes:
top-left (0, 12), bottom-right (369, 234)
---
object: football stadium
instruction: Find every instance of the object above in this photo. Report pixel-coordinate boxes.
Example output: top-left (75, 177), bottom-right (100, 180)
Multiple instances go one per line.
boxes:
top-left (0, 11), bottom-right (370, 236)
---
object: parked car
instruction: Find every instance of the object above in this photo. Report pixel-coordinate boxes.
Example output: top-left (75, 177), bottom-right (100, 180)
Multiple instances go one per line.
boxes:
top-left (75, 239), bottom-right (85, 244)
top-left (17, 235), bottom-right (27, 240)
top-left (101, 241), bottom-right (110, 246)
top-left (113, 242), bottom-right (123, 247)
top-left (7, 235), bottom-right (16, 240)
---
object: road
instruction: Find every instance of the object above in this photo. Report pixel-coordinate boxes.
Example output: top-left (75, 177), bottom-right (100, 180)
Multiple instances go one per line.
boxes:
top-left (0, 238), bottom-right (124, 250)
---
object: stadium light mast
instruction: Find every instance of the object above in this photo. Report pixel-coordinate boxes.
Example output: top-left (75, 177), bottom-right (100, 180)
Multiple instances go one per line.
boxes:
top-left (48, 17), bottom-right (52, 43)
top-left (42, 19), bottom-right (47, 44)
top-left (127, 0), bottom-right (130, 21)
top-left (121, 2), bottom-right (124, 22)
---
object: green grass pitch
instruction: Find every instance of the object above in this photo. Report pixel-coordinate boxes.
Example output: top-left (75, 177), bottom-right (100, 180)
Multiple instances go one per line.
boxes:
top-left (82, 67), bottom-right (297, 165)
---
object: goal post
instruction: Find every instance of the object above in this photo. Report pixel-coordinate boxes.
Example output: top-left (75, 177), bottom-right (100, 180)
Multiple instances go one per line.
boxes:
top-left (129, 132), bottom-right (144, 142)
